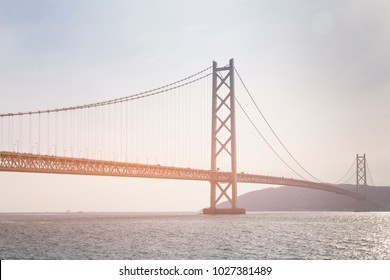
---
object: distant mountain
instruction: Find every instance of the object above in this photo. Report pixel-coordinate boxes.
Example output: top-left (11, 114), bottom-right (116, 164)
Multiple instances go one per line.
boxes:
top-left (218, 185), bottom-right (390, 211)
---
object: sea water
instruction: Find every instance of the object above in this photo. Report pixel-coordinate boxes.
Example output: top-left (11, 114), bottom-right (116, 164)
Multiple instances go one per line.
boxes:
top-left (0, 212), bottom-right (389, 259)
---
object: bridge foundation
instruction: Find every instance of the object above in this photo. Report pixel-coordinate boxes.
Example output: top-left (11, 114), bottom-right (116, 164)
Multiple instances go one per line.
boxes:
top-left (203, 208), bottom-right (246, 214)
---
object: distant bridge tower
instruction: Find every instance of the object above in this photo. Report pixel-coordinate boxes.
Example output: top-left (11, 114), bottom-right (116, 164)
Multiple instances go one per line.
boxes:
top-left (356, 154), bottom-right (367, 211)
top-left (203, 59), bottom-right (245, 214)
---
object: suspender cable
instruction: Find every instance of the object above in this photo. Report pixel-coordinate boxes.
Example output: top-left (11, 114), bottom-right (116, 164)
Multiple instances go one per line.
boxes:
top-left (0, 66), bottom-right (212, 117)
top-left (38, 113), bottom-right (41, 154)
top-left (28, 114), bottom-right (32, 154)
top-left (18, 115), bottom-right (21, 153)
top-left (0, 117), bottom-right (2, 150)
top-left (1, 66), bottom-right (212, 163)
top-left (235, 96), bottom-right (308, 181)
top-left (366, 160), bottom-right (376, 186)
top-left (47, 113), bottom-right (50, 155)
top-left (125, 99), bottom-right (128, 161)
top-left (234, 67), bottom-right (323, 183)
top-left (55, 111), bottom-right (58, 156)
top-left (333, 158), bottom-right (356, 184)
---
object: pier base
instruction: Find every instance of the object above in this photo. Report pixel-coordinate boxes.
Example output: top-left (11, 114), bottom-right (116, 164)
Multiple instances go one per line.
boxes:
top-left (202, 208), bottom-right (246, 214)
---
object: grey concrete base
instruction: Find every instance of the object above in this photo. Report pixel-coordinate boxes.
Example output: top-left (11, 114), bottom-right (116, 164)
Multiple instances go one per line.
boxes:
top-left (202, 208), bottom-right (246, 214)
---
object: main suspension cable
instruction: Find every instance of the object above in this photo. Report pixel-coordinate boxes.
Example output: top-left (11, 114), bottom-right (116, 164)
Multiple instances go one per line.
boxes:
top-left (340, 170), bottom-right (357, 185)
top-left (333, 158), bottom-right (356, 185)
top-left (235, 97), bottom-right (308, 181)
top-left (366, 160), bottom-right (376, 186)
top-left (0, 66), bottom-right (212, 117)
top-left (234, 67), bottom-right (323, 183)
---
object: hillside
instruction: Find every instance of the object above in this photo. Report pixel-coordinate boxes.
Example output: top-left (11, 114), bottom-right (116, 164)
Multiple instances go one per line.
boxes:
top-left (218, 185), bottom-right (390, 211)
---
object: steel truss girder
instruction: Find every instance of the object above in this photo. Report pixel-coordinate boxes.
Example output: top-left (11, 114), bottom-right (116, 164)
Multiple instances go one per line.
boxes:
top-left (0, 151), bottom-right (363, 200)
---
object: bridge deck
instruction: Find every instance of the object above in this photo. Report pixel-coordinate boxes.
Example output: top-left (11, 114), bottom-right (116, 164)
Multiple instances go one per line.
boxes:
top-left (0, 152), bottom-right (363, 200)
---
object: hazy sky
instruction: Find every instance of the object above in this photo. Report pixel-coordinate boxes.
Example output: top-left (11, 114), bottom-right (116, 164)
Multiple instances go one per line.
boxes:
top-left (0, 0), bottom-right (389, 212)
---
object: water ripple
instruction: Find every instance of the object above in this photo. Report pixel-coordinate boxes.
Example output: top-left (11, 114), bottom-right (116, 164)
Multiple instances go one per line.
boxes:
top-left (0, 212), bottom-right (390, 259)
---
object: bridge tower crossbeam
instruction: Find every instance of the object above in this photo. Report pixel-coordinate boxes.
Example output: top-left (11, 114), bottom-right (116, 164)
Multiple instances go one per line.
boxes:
top-left (356, 154), bottom-right (367, 211)
top-left (203, 59), bottom-right (245, 214)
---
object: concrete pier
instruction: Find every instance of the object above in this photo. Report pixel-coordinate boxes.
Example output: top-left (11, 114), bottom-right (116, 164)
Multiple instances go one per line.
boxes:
top-left (202, 208), bottom-right (246, 214)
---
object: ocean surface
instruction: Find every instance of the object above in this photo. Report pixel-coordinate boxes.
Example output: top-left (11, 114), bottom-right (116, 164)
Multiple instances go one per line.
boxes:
top-left (0, 212), bottom-right (389, 260)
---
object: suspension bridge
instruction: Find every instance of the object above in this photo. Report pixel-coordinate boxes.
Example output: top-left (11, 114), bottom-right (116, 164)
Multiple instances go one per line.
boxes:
top-left (0, 59), bottom-right (374, 213)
